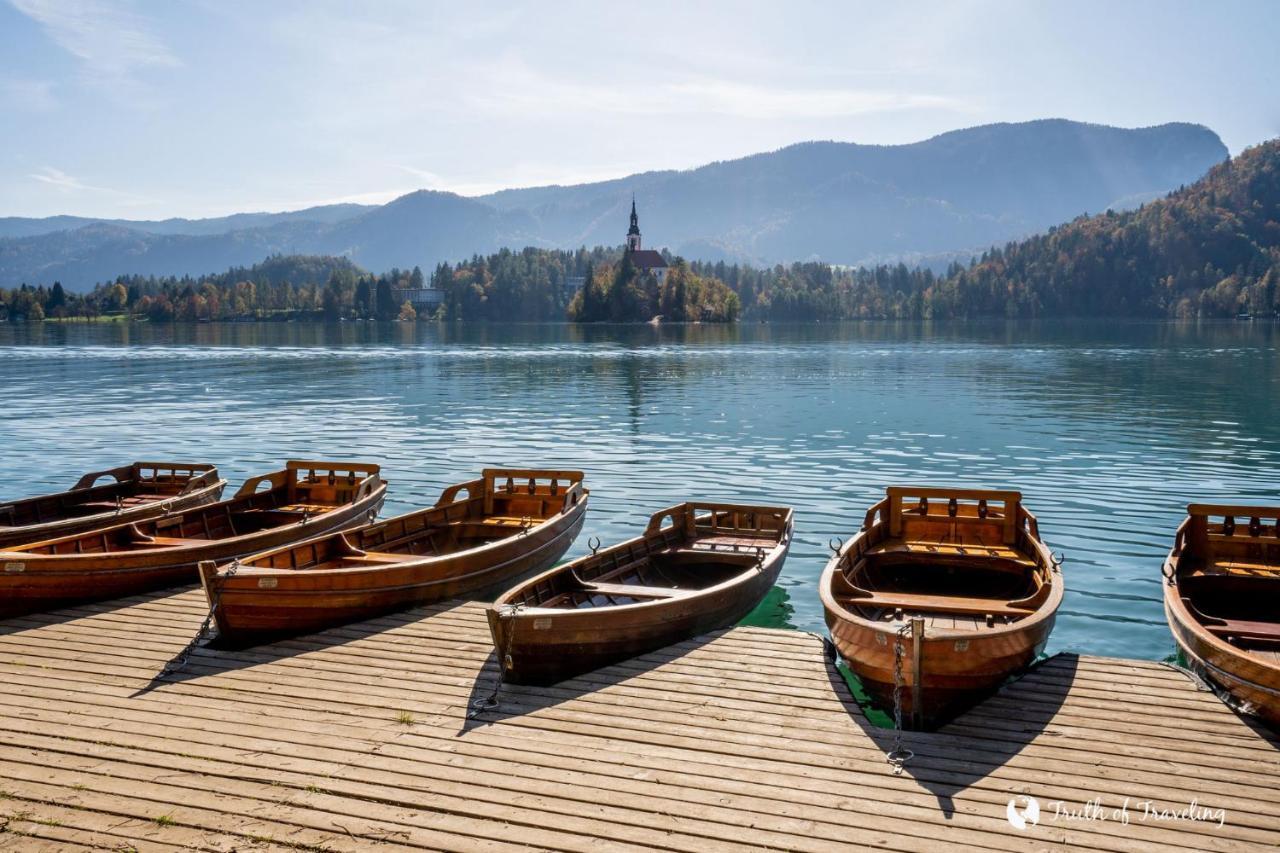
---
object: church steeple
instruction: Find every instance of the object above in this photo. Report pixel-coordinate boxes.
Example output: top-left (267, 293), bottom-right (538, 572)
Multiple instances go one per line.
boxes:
top-left (626, 196), bottom-right (642, 252)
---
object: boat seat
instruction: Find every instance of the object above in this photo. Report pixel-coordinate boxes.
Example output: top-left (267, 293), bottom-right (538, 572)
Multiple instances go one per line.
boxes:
top-left (145, 535), bottom-right (212, 546)
top-left (694, 534), bottom-right (776, 550)
top-left (1191, 559), bottom-right (1280, 578)
top-left (868, 539), bottom-right (1036, 567)
top-left (1201, 616), bottom-right (1280, 642)
top-left (481, 516), bottom-right (538, 527)
top-left (840, 591), bottom-right (1034, 617)
top-left (344, 552), bottom-right (410, 564)
top-left (274, 504), bottom-right (332, 514)
top-left (579, 581), bottom-right (690, 600)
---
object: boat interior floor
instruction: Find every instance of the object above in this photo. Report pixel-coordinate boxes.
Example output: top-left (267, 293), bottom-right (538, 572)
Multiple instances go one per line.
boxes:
top-left (542, 548), bottom-right (762, 609)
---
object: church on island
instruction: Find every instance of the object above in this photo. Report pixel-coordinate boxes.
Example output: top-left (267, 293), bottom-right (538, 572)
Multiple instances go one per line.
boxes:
top-left (624, 198), bottom-right (668, 283)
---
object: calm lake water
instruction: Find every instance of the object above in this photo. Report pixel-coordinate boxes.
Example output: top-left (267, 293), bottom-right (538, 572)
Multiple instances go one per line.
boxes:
top-left (1, 320), bottom-right (1277, 661)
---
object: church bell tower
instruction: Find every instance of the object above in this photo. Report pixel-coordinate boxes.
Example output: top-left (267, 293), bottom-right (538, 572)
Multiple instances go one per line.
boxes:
top-left (626, 197), bottom-right (642, 252)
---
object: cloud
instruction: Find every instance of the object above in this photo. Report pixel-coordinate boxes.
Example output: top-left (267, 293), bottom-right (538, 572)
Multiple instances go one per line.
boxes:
top-left (9, 0), bottom-right (179, 79)
top-left (28, 167), bottom-right (155, 206)
top-left (462, 57), bottom-right (967, 122)
top-left (0, 78), bottom-right (57, 111)
top-left (667, 80), bottom-right (968, 120)
top-left (394, 165), bottom-right (445, 186)
top-left (29, 166), bottom-right (94, 192)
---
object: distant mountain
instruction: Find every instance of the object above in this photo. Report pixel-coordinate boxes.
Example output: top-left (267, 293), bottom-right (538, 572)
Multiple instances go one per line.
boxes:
top-left (0, 203), bottom-right (373, 240)
top-left (0, 120), bottom-right (1229, 290)
top-left (936, 137), bottom-right (1280, 317)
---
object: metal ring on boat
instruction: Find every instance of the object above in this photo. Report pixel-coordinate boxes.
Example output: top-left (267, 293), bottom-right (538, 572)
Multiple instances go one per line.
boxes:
top-left (828, 537), bottom-right (843, 554)
top-left (588, 536), bottom-right (601, 555)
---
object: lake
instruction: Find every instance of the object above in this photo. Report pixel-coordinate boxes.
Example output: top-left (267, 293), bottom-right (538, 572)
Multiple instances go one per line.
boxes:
top-left (1, 319), bottom-right (1277, 661)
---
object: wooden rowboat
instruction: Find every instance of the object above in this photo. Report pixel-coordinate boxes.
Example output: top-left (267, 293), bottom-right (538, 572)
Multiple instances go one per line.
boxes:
top-left (201, 469), bottom-right (588, 645)
top-left (1164, 504), bottom-right (1280, 727)
top-left (819, 486), bottom-right (1062, 729)
top-left (0, 462), bottom-right (226, 548)
top-left (489, 501), bottom-right (793, 685)
top-left (0, 461), bottom-right (385, 618)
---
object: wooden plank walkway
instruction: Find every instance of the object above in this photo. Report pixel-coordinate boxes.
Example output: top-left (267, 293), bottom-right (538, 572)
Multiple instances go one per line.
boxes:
top-left (0, 588), bottom-right (1276, 852)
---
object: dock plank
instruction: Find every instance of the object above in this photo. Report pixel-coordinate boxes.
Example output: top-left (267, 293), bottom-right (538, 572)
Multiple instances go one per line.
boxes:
top-left (0, 588), bottom-right (1277, 851)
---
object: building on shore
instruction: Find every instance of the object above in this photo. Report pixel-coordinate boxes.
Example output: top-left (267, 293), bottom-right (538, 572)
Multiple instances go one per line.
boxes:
top-left (393, 286), bottom-right (444, 312)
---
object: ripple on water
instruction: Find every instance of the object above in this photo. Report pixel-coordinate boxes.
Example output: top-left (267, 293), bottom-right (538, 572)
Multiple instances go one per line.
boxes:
top-left (0, 319), bottom-right (1277, 659)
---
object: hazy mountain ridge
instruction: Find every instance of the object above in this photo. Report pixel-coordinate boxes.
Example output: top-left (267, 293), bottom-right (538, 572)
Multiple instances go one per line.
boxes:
top-left (1, 120), bottom-right (1228, 290)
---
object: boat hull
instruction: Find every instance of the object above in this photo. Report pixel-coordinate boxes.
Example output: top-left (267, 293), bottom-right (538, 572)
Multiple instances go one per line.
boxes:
top-left (819, 486), bottom-right (1062, 729)
top-left (825, 604), bottom-right (1055, 728)
top-left (0, 486), bottom-right (385, 619)
top-left (0, 463), bottom-right (226, 549)
top-left (493, 527), bottom-right (791, 686)
top-left (210, 497), bottom-right (587, 645)
top-left (1164, 565), bottom-right (1280, 728)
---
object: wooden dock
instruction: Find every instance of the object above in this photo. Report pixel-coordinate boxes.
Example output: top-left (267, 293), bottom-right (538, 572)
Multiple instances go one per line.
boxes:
top-left (0, 589), bottom-right (1277, 852)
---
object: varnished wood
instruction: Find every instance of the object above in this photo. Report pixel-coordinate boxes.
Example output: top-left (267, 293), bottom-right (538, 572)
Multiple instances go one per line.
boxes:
top-left (1164, 504), bottom-right (1280, 727)
top-left (490, 501), bottom-right (793, 684)
top-left (820, 485), bottom-right (1063, 729)
top-left (0, 462), bottom-right (226, 548)
top-left (0, 590), bottom-right (1275, 852)
top-left (205, 469), bottom-right (588, 645)
top-left (0, 461), bottom-right (385, 617)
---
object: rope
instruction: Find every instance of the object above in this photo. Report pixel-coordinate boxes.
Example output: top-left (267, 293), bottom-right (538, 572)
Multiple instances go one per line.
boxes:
top-left (159, 560), bottom-right (238, 680)
top-left (469, 603), bottom-right (523, 718)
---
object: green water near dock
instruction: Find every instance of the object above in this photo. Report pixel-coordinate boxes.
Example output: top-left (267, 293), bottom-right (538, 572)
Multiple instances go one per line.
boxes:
top-left (1, 319), bottom-right (1277, 662)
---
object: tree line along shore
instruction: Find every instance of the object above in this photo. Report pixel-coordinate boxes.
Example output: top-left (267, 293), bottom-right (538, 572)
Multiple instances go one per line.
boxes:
top-left (3, 139), bottom-right (1278, 324)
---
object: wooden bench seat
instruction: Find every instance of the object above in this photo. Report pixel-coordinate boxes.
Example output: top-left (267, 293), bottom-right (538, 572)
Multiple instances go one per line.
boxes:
top-left (868, 539), bottom-right (1036, 567)
top-left (345, 552), bottom-right (411, 564)
top-left (839, 590), bottom-right (1033, 617)
top-left (1191, 559), bottom-right (1280, 578)
top-left (1202, 617), bottom-right (1280, 643)
top-left (579, 581), bottom-right (690, 600)
top-left (145, 535), bottom-right (213, 546)
top-left (272, 504), bottom-right (332, 515)
top-left (480, 516), bottom-right (538, 527)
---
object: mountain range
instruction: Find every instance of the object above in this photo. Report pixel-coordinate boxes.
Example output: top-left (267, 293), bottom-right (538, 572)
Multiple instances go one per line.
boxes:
top-left (1, 119), bottom-right (1228, 291)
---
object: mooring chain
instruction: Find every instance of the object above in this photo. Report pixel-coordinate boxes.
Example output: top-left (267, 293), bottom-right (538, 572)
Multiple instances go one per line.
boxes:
top-left (160, 560), bottom-right (239, 680)
top-left (468, 602), bottom-right (523, 718)
top-left (886, 621), bottom-right (914, 774)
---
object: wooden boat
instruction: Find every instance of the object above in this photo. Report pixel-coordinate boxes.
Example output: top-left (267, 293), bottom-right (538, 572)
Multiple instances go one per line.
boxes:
top-left (489, 501), bottom-right (793, 685)
top-left (0, 461), bottom-right (385, 618)
top-left (0, 462), bottom-right (226, 548)
top-left (819, 486), bottom-right (1062, 729)
top-left (201, 469), bottom-right (588, 645)
top-left (1163, 503), bottom-right (1280, 727)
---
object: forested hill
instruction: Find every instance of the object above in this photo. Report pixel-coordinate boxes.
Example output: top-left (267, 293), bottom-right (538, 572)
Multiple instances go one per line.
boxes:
top-left (933, 137), bottom-right (1280, 318)
top-left (4, 140), bottom-right (1277, 323)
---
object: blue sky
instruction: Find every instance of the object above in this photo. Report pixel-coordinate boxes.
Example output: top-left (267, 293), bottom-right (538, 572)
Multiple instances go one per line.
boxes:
top-left (2, 0), bottom-right (1277, 219)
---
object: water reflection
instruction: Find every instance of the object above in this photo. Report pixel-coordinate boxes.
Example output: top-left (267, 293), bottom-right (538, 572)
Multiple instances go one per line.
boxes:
top-left (0, 319), bottom-right (1276, 661)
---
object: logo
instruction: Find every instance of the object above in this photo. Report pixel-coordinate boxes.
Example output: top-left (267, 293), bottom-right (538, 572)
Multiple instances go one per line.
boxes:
top-left (1007, 795), bottom-right (1040, 830)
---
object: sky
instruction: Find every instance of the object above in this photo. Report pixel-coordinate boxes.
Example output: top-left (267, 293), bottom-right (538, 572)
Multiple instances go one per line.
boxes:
top-left (1, 0), bottom-right (1277, 220)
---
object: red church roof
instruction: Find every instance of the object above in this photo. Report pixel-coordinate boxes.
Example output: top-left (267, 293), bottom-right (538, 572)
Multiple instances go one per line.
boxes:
top-left (630, 249), bottom-right (667, 270)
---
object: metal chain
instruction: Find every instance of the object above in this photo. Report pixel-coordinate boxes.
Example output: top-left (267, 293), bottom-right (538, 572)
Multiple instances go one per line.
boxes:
top-left (886, 622), bottom-right (914, 774)
top-left (469, 603), bottom-right (523, 718)
top-left (160, 560), bottom-right (239, 680)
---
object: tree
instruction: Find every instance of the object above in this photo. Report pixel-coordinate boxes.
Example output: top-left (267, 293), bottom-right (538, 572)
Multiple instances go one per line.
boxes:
top-left (397, 300), bottom-right (417, 322)
top-left (375, 279), bottom-right (396, 320)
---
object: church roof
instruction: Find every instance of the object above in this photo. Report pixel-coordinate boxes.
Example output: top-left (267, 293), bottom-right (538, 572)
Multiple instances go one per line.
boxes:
top-left (630, 250), bottom-right (667, 270)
